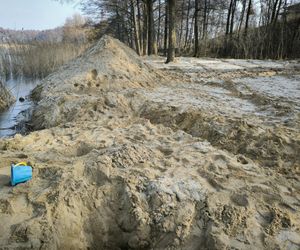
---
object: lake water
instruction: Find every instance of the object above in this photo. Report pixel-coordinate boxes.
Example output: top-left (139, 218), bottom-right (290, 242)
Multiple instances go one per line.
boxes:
top-left (0, 77), bottom-right (38, 138)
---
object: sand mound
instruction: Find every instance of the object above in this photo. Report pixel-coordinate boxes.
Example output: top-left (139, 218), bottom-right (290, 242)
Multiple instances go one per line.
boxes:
top-left (31, 35), bottom-right (166, 130)
top-left (34, 35), bottom-right (165, 99)
top-left (0, 81), bottom-right (15, 111)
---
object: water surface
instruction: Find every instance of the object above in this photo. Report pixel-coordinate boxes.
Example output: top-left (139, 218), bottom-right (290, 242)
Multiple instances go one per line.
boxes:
top-left (0, 77), bottom-right (38, 138)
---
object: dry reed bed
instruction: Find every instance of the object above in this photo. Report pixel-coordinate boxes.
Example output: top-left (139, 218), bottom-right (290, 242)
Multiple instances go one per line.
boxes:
top-left (0, 41), bottom-right (90, 79)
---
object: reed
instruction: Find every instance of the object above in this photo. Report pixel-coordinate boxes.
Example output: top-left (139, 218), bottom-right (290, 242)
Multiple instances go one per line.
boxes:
top-left (0, 41), bottom-right (90, 79)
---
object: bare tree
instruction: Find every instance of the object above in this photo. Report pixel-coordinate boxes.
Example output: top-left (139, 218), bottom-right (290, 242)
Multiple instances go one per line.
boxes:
top-left (166, 0), bottom-right (176, 63)
top-left (130, 0), bottom-right (141, 55)
top-left (194, 0), bottom-right (200, 57)
top-left (78, 0), bottom-right (300, 59)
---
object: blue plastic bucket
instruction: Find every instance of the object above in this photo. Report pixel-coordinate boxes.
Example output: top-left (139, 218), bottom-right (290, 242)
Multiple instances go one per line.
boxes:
top-left (11, 162), bottom-right (32, 186)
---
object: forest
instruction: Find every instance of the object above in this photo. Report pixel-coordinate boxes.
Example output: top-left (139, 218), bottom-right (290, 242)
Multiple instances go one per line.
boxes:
top-left (82, 0), bottom-right (300, 60)
top-left (1, 0), bottom-right (299, 78)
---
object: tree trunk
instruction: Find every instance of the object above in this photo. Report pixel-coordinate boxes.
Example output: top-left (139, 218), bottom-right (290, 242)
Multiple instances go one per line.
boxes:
top-left (202, 0), bottom-right (209, 56)
top-left (274, 0), bottom-right (283, 25)
top-left (194, 0), bottom-right (199, 57)
top-left (202, 0), bottom-right (208, 39)
top-left (115, 7), bottom-right (121, 41)
top-left (244, 0), bottom-right (252, 36)
top-left (179, 0), bottom-right (185, 47)
top-left (271, 0), bottom-right (279, 24)
top-left (238, 0), bottom-right (246, 34)
top-left (164, 0), bottom-right (169, 56)
top-left (188, 14), bottom-right (195, 49)
top-left (184, 0), bottom-right (191, 48)
top-left (226, 0), bottom-right (233, 35)
top-left (143, 2), bottom-right (148, 55)
top-left (131, 0), bottom-right (141, 55)
top-left (229, 0), bottom-right (237, 35)
top-left (266, 0), bottom-right (272, 25)
top-left (166, 0), bottom-right (176, 63)
top-left (137, 0), bottom-right (144, 54)
top-left (157, 0), bottom-right (162, 49)
top-left (147, 0), bottom-right (156, 55)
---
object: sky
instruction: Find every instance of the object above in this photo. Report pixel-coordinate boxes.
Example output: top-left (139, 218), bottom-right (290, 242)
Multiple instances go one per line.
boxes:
top-left (0, 0), bottom-right (82, 30)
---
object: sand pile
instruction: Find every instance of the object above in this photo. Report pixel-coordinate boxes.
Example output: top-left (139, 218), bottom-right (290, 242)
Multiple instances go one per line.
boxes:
top-left (31, 35), bottom-right (166, 130)
top-left (0, 80), bottom-right (15, 111)
top-left (33, 35), bottom-right (165, 98)
top-left (0, 37), bottom-right (299, 249)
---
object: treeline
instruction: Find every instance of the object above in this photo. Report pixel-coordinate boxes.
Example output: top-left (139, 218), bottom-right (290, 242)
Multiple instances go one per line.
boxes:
top-left (81, 0), bottom-right (300, 59)
top-left (0, 27), bottom-right (63, 43)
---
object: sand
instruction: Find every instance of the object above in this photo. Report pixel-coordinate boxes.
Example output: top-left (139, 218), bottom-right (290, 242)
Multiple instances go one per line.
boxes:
top-left (0, 36), bottom-right (299, 250)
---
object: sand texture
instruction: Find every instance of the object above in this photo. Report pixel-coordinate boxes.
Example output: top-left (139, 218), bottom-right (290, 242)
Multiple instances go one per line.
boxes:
top-left (0, 36), bottom-right (299, 250)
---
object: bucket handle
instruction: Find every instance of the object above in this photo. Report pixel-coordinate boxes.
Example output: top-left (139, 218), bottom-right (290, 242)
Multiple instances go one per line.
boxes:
top-left (13, 162), bottom-right (28, 167)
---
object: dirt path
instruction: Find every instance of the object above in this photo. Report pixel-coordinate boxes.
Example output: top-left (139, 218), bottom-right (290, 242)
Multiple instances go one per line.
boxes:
top-left (0, 36), bottom-right (299, 250)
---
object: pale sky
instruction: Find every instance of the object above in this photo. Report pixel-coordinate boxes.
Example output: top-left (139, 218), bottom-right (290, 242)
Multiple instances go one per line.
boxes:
top-left (0, 0), bottom-right (82, 30)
